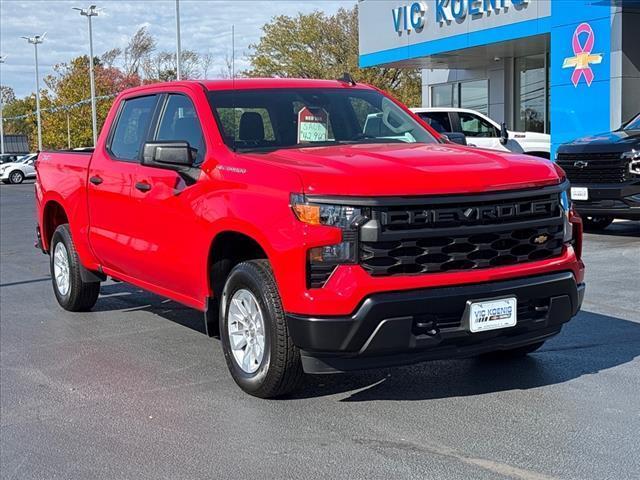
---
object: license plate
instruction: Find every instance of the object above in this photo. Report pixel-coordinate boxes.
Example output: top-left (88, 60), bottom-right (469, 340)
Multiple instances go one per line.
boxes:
top-left (467, 297), bottom-right (517, 333)
top-left (570, 187), bottom-right (588, 201)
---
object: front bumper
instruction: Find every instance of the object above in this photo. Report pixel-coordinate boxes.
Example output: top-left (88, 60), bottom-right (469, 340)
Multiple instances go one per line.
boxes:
top-left (572, 183), bottom-right (640, 220)
top-left (287, 272), bottom-right (584, 374)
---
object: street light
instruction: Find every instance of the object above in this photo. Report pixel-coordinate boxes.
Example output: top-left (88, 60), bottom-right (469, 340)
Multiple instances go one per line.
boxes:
top-left (175, 0), bottom-right (182, 80)
top-left (21, 33), bottom-right (45, 152)
top-left (73, 5), bottom-right (99, 147)
top-left (0, 55), bottom-right (5, 155)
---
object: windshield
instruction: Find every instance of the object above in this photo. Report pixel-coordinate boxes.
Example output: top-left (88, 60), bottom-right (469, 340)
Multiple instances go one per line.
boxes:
top-left (208, 88), bottom-right (437, 152)
top-left (623, 113), bottom-right (640, 130)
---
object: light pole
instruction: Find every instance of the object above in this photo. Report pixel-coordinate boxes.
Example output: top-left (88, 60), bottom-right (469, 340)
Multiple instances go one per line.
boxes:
top-left (175, 0), bottom-right (182, 80)
top-left (74, 5), bottom-right (99, 147)
top-left (22, 34), bottom-right (45, 152)
top-left (0, 55), bottom-right (5, 155)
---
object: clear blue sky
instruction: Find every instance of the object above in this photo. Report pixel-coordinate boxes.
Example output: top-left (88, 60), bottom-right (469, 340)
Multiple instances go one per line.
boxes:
top-left (0, 0), bottom-right (356, 98)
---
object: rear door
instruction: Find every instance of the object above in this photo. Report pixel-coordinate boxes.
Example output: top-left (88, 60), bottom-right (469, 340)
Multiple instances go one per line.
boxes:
top-left (128, 92), bottom-right (209, 300)
top-left (87, 94), bottom-right (159, 274)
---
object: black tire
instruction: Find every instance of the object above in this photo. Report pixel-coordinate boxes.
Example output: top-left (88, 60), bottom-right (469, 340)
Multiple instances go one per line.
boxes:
top-left (8, 170), bottom-right (24, 184)
top-left (219, 259), bottom-right (303, 398)
top-left (583, 216), bottom-right (614, 231)
top-left (480, 341), bottom-right (545, 359)
top-left (50, 224), bottom-right (100, 312)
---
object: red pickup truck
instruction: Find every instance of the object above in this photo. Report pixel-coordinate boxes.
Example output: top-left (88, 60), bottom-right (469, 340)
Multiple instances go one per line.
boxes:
top-left (35, 78), bottom-right (585, 397)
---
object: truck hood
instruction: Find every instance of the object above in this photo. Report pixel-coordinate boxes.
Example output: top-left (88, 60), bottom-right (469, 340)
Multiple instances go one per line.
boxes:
top-left (244, 143), bottom-right (560, 196)
top-left (558, 129), bottom-right (640, 154)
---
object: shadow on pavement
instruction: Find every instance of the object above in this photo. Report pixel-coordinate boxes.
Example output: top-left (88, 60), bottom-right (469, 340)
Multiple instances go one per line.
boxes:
top-left (97, 282), bottom-right (206, 334)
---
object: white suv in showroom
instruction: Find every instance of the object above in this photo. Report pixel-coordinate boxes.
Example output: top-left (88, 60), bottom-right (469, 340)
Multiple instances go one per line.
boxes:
top-left (411, 107), bottom-right (550, 159)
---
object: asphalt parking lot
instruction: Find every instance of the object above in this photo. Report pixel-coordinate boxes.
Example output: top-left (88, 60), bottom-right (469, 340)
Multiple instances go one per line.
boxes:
top-left (1, 181), bottom-right (639, 480)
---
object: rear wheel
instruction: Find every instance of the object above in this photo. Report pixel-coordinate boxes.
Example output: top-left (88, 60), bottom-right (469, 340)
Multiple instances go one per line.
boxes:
top-left (583, 216), bottom-right (614, 231)
top-left (480, 341), bottom-right (545, 359)
top-left (8, 170), bottom-right (24, 184)
top-left (50, 224), bottom-right (100, 311)
top-left (219, 259), bottom-right (303, 398)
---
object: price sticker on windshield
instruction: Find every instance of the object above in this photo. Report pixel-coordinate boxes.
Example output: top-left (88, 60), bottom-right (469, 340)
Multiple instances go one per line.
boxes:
top-left (298, 107), bottom-right (329, 143)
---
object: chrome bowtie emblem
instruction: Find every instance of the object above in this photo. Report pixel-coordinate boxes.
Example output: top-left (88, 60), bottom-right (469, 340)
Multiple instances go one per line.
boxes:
top-left (574, 160), bottom-right (589, 169)
top-left (533, 234), bottom-right (549, 245)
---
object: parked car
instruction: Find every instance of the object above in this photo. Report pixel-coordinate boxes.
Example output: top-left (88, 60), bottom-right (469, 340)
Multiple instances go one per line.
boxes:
top-left (0, 153), bottom-right (37, 184)
top-left (411, 107), bottom-right (550, 158)
top-left (556, 112), bottom-right (640, 230)
top-left (35, 79), bottom-right (584, 398)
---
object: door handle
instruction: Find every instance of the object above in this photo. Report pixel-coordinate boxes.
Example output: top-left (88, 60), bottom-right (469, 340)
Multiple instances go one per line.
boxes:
top-left (89, 176), bottom-right (103, 185)
top-left (135, 181), bottom-right (152, 193)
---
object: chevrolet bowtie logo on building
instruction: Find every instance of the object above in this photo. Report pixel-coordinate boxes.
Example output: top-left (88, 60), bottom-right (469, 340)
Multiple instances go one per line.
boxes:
top-left (574, 160), bottom-right (589, 169)
top-left (533, 234), bottom-right (550, 245)
top-left (562, 22), bottom-right (603, 87)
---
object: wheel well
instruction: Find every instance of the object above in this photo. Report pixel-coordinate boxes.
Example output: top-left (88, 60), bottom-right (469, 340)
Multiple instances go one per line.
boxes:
top-left (208, 231), bottom-right (268, 299)
top-left (205, 232), bottom-right (268, 337)
top-left (42, 201), bottom-right (68, 251)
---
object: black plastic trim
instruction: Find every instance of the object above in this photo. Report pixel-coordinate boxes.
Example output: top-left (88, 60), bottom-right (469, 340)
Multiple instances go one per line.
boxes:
top-left (287, 272), bottom-right (582, 373)
top-left (303, 180), bottom-right (569, 207)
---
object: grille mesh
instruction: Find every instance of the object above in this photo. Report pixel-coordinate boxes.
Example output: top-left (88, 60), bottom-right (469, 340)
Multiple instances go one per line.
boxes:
top-left (557, 152), bottom-right (629, 184)
top-left (361, 224), bottom-right (564, 276)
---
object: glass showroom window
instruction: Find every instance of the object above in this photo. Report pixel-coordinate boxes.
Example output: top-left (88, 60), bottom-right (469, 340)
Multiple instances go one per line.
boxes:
top-left (431, 83), bottom-right (458, 109)
top-left (431, 80), bottom-right (489, 115)
top-left (515, 54), bottom-right (548, 133)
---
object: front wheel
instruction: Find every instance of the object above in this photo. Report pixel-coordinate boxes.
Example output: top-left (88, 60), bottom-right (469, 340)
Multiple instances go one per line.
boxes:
top-left (8, 170), bottom-right (24, 184)
top-left (583, 216), bottom-right (614, 231)
top-left (219, 260), bottom-right (303, 398)
top-left (50, 224), bottom-right (100, 311)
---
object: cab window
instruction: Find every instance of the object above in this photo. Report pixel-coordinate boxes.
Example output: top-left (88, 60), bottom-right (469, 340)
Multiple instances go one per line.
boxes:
top-left (458, 112), bottom-right (498, 138)
top-left (417, 112), bottom-right (452, 133)
top-left (155, 94), bottom-right (206, 164)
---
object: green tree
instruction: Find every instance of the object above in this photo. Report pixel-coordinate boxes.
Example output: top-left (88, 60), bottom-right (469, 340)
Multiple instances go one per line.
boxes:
top-left (247, 7), bottom-right (421, 106)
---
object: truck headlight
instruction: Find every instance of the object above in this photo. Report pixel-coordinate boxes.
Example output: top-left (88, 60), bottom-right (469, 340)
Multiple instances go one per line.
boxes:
top-left (623, 150), bottom-right (640, 175)
top-left (290, 194), bottom-right (363, 229)
top-left (291, 194), bottom-right (367, 268)
top-left (560, 189), bottom-right (573, 243)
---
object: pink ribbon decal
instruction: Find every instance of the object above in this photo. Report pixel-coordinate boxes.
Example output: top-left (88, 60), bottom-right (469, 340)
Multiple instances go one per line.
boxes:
top-left (562, 23), bottom-right (603, 87)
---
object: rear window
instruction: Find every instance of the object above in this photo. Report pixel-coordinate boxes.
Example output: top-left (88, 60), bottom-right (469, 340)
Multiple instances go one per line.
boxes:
top-left (208, 88), bottom-right (437, 152)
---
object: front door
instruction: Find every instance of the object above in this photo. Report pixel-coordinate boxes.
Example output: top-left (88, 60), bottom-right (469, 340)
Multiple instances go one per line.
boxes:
top-left (129, 93), bottom-right (209, 302)
top-left (87, 94), bottom-right (158, 275)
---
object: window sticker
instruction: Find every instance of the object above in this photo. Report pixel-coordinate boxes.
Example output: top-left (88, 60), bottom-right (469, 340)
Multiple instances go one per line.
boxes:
top-left (297, 107), bottom-right (329, 143)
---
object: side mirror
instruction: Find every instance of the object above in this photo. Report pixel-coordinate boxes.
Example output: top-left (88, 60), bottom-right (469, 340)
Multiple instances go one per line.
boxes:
top-left (142, 141), bottom-right (195, 170)
top-left (499, 122), bottom-right (509, 145)
top-left (441, 132), bottom-right (468, 146)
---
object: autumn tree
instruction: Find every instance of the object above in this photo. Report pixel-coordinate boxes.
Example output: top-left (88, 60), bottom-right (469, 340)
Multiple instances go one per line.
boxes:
top-left (247, 7), bottom-right (421, 106)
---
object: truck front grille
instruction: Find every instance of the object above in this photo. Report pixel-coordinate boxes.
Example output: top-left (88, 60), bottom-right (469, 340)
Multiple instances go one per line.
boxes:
top-left (358, 185), bottom-right (566, 277)
top-left (556, 152), bottom-right (629, 184)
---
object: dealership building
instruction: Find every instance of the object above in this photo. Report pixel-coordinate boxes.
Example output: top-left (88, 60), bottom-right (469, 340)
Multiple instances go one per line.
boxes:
top-left (358, 0), bottom-right (640, 157)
